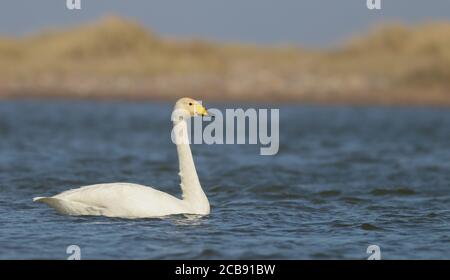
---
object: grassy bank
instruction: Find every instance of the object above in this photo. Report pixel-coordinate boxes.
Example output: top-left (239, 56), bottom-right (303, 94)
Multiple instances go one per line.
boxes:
top-left (0, 16), bottom-right (449, 105)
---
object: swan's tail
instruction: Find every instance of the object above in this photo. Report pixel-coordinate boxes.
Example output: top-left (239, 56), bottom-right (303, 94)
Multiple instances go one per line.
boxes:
top-left (33, 196), bottom-right (105, 216)
top-left (33, 196), bottom-right (68, 210)
top-left (33, 196), bottom-right (60, 207)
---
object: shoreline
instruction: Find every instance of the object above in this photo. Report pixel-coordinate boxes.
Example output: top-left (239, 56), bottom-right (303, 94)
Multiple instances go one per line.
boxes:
top-left (1, 17), bottom-right (450, 108)
top-left (1, 89), bottom-right (449, 108)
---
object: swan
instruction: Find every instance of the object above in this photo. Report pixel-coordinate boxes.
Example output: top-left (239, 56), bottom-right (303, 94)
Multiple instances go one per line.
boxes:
top-left (33, 97), bottom-right (210, 218)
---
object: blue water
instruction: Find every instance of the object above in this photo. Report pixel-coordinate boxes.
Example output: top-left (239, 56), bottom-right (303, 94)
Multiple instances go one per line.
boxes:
top-left (0, 101), bottom-right (449, 259)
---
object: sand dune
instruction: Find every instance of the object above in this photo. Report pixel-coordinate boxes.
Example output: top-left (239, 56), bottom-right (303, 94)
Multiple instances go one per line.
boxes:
top-left (0, 16), bottom-right (449, 105)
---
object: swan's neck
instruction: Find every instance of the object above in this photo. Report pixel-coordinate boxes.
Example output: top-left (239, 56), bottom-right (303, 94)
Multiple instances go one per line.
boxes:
top-left (173, 119), bottom-right (210, 214)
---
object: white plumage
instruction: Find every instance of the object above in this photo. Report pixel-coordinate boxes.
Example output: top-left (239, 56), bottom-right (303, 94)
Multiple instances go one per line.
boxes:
top-left (34, 98), bottom-right (210, 218)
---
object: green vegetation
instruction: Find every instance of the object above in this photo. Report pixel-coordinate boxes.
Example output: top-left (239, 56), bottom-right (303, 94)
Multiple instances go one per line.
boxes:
top-left (0, 16), bottom-right (449, 105)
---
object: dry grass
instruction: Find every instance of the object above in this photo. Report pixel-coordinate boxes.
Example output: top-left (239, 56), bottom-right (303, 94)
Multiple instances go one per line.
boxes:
top-left (0, 16), bottom-right (449, 105)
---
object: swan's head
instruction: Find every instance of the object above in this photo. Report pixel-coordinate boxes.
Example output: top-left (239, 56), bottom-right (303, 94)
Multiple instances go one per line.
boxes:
top-left (174, 97), bottom-right (208, 118)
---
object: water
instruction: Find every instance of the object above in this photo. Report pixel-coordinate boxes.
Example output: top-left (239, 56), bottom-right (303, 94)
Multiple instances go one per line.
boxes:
top-left (0, 101), bottom-right (449, 259)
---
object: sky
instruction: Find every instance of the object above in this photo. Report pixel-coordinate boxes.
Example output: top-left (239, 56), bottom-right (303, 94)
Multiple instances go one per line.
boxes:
top-left (0, 0), bottom-right (449, 47)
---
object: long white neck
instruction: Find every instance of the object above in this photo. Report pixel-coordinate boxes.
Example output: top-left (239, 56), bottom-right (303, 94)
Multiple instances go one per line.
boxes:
top-left (172, 117), bottom-right (210, 214)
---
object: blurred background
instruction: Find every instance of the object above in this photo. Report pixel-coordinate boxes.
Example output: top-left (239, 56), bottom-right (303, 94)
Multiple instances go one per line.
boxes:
top-left (0, 0), bottom-right (450, 105)
top-left (1, 1), bottom-right (450, 260)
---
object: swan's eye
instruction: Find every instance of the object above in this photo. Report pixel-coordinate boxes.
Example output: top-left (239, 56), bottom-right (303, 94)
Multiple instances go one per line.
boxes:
top-left (188, 103), bottom-right (193, 106)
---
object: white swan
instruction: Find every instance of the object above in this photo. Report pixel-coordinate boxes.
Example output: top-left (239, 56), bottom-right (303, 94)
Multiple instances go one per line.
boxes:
top-left (33, 97), bottom-right (210, 218)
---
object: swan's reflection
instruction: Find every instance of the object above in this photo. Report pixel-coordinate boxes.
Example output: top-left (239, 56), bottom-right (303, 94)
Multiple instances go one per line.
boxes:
top-left (169, 214), bottom-right (209, 226)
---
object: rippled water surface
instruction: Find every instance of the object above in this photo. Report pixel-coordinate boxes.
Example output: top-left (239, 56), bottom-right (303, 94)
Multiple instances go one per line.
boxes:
top-left (0, 101), bottom-right (449, 259)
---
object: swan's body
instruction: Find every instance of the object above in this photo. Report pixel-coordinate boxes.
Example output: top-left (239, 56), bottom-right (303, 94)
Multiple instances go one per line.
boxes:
top-left (34, 98), bottom-right (210, 218)
top-left (33, 183), bottom-right (191, 217)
